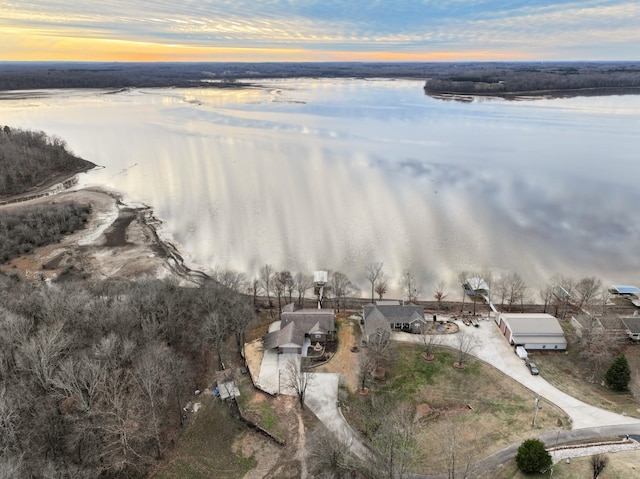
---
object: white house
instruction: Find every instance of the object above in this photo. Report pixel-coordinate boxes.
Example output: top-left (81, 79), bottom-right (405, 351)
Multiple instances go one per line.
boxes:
top-left (496, 313), bottom-right (567, 350)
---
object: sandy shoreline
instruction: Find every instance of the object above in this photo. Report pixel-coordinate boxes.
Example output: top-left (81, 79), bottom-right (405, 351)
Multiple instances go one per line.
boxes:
top-left (0, 172), bottom-right (206, 284)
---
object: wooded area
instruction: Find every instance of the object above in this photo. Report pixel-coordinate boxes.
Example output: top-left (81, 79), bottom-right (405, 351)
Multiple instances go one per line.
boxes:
top-left (0, 203), bottom-right (91, 262)
top-left (422, 62), bottom-right (640, 97)
top-left (0, 126), bottom-right (94, 198)
top-left (0, 275), bottom-right (254, 478)
top-left (1, 61), bottom-right (639, 94)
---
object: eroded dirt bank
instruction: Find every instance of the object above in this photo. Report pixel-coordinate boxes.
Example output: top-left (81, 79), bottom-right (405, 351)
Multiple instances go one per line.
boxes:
top-left (0, 185), bottom-right (205, 284)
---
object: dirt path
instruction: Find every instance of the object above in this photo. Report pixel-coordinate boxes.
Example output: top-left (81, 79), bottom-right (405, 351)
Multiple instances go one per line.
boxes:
top-left (315, 317), bottom-right (360, 393)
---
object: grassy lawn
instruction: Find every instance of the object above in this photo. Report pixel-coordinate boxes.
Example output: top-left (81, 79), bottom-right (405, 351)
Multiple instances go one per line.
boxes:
top-left (530, 337), bottom-right (640, 419)
top-left (153, 400), bottom-right (256, 479)
top-left (341, 342), bottom-right (570, 476)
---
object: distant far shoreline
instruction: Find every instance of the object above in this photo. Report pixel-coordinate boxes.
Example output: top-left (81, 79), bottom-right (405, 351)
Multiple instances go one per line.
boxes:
top-left (1, 61), bottom-right (640, 99)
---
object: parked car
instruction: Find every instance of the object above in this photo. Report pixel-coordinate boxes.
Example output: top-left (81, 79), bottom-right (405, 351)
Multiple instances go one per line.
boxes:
top-left (526, 361), bottom-right (539, 375)
top-left (515, 346), bottom-right (528, 360)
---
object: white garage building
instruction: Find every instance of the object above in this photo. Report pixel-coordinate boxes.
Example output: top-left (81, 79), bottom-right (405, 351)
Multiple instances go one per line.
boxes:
top-left (496, 313), bottom-right (567, 350)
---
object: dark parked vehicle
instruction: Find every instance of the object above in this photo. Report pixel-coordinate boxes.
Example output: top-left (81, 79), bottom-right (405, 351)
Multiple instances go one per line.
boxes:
top-left (526, 361), bottom-right (539, 375)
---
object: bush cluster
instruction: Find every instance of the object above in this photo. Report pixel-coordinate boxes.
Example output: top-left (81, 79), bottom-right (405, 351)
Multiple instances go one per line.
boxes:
top-left (0, 202), bottom-right (91, 263)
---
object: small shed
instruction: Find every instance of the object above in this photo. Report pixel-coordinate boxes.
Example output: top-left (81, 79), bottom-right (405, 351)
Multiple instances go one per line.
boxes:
top-left (496, 313), bottom-right (567, 350)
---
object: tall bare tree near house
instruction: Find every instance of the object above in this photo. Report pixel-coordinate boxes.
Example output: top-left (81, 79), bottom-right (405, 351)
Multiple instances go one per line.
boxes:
top-left (365, 262), bottom-right (384, 303)
top-left (293, 272), bottom-right (313, 305)
top-left (259, 264), bottom-right (275, 315)
top-left (250, 277), bottom-right (262, 307)
top-left (401, 269), bottom-right (420, 303)
top-left (552, 274), bottom-right (576, 319)
top-left (200, 312), bottom-right (228, 371)
top-left (575, 276), bottom-right (602, 310)
top-left (331, 271), bottom-right (359, 314)
top-left (538, 283), bottom-right (554, 314)
top-left (282, 359), bottom-right (315, 408)
top-left (274, 270), bottom-right (293, 318)
top-left (458, 271), bottom-right (469, 313)
top-left (434, 281), bottom-right (448, 315)
top-left (505, 272), bottom-right (527, 312)
top-left (375, 273), bottom-right (389, 300)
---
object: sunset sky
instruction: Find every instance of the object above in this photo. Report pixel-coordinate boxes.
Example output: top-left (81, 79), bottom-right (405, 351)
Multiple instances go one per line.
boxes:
top-left (1, 0), bottom-right (638, 62)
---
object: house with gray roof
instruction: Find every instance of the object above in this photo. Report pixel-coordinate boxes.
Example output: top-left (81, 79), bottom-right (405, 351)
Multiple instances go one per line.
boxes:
top-left (496, 313), bottom-right (567, 350)
top-left (362, 303), bottom-right (427, 340)
top-left (262, 304), bottom-right (336, 354)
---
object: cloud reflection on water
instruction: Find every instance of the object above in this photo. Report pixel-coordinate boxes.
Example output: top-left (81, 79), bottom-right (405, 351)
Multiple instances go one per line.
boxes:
top-left (2, 79), bottom-right (640, 296)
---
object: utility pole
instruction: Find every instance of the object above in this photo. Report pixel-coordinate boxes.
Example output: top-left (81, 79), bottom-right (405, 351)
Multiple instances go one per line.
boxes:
top-left (532, 396), bottom-right (540, 426)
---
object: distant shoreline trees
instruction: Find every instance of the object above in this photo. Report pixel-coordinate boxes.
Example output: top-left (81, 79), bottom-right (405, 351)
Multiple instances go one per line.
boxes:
top-left (0, 126), bottom-right (95, 198)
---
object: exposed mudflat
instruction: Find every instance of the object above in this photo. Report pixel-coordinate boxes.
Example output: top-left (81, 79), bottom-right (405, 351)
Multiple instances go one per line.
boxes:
top-left (0, 185), bottom-right (200, 284)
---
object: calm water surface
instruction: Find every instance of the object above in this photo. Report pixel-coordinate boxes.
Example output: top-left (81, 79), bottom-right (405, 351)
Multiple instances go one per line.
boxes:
top-left (2, 79), bottom-right (639, 296)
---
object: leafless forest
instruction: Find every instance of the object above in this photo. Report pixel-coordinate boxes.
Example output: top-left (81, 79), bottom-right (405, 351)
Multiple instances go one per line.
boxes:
top-left (0, 126), bottom-right (94, 197)
top-left (0, 276), bottom-right (254, 478)
top-left (1, 61), bottom-right (639, 95)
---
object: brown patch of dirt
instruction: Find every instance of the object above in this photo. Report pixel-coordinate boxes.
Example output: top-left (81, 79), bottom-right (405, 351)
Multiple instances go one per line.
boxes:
top-left (314, 317), bottom-right (360, 392)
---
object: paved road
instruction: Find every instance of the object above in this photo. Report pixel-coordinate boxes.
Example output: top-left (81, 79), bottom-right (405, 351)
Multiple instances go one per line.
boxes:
top-left (393, 317), bottom-right (640, 429)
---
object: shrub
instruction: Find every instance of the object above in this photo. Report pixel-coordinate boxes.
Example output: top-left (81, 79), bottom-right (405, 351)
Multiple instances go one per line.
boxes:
top-left (515, 438), bottom-right (552, 474)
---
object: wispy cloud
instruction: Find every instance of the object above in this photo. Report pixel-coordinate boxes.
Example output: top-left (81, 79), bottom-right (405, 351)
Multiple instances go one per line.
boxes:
top-left (0, 0), bottom-right (637, 60)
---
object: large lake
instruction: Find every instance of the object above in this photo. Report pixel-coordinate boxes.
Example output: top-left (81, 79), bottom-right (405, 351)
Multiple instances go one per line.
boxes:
top-left (2, 79), bottom-right (640, 297)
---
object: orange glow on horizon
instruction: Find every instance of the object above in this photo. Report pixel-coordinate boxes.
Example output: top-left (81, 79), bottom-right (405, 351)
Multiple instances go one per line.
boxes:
top-left (0, 28), bottom-right (532, 63)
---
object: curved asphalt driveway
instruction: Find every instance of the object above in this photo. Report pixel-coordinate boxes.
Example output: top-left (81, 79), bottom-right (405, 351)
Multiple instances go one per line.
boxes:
top-left (393, 317), bottom-right (640, 429)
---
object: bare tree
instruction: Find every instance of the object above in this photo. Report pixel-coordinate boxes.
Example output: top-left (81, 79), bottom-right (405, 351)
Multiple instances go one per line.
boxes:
top-left (293, 272), bottom-right (313, 305)
top-left (282, 359), bottom-right (315, 408)
top-left (306, 422), bottom-right (356, 478)
top-left (365, 262), bottom-right (384, 304)
top-left (250, 277), bottom-right (262, 307)
top-left (435, 416), bottom-right (483, 479)
top-left (367, 331), bottom-right (393, 373)
top-left (454, 331), bottom-right (477, 368)
top-left (538, 283), bottom-right (554, 314)
top-left (274, 270), bottom-right (293, 317)
top-left (331, 271), bottom-right (359, 313)
top-left (358, 350), bottom-right (376, 393)
top-left (200, 312), bottom-right (228, 371)
top-left (434, 281), bottom-right (448, 315)
top-left (210, 268), bottom-right (247, 293)
top-left (16, 321), bottom-right (70, 391)
top-left (590, 453), bottom-right (609, 479)
top-left (132, 344), bottom-right (173, 459)
top-left (259, 264), bottom-right (275, 314)
top-left (458, 271), bottom-right (469, 313)
top-left (401, 269), bottom-right (420, 303)
top-left (420, 324), bottom-right (441, 359)
top-left (375, 273), bottom-right (389, 300)
top-left (367, 404), bottom-right (419, 479)
top-left (552, 275), bottom-right (576, 319)
top-left (575, 276), bottom-right (602, 310)
top-left (505, 272), bottom-right (527, 312)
